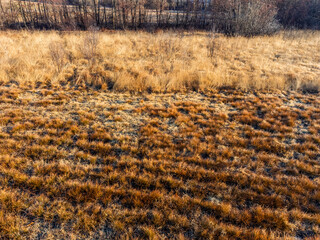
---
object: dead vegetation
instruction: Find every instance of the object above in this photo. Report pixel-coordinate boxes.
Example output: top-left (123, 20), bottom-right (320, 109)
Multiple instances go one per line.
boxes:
top-left (0, 86), bottom-right (319, 239)
top-left (0, 30), bottom-right (319, 93)
top-left (0, 29), bottom-right (319, 239)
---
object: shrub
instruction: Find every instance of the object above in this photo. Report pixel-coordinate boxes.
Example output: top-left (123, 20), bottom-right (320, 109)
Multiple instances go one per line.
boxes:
top-left (80, 28), bottom-right (100, 62)
top-left (49, 41), bottom-right (66, 72)
top-left (211, 0), bottom-right (280, 36)
top-left (276, 0), bottom-right (320, 29)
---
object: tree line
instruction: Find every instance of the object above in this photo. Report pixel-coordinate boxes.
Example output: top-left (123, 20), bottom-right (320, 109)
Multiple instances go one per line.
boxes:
top-left (0, 0), bottom-right (319, 35)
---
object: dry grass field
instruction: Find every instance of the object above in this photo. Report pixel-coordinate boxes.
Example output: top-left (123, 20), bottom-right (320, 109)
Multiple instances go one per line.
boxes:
top-left (0, 30), bottom-right (319, 92)
top-left (0, 30), bottom-right (320, 239)
top-left (0, 87), bottom-right (319, 239)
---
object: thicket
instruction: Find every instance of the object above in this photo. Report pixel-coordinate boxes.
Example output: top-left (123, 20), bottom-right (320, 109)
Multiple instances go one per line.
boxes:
top-left (0, 0), bottom-right (319, 35)
top-left (276, 0), bottom-right (320, 29)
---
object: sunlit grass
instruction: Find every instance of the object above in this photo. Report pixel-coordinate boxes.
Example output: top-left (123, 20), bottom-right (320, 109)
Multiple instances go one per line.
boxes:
top-left (0, 30), bottom-right (319, 93)
top-left (0, 87), bottom-right (319, 238)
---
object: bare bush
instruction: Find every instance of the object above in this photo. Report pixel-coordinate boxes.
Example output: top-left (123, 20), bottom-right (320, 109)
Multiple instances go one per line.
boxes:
top-left (49, 41), bottom-right (66, 72)
top-left (207, 28), bottom-right (221, 61)
top-left (80, 27), bottom-right (100, 62)
top-left (212, 0), bottom-right (280, 36)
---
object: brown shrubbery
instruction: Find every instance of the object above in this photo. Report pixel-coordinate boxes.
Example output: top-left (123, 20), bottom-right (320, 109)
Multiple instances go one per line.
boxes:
top-left (211, 0), bottom-right (280, 36)
top-left (276, 0), bottom-right (320, 29)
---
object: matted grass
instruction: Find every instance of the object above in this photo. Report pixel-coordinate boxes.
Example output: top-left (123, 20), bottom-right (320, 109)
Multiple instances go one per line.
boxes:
top-left (0, 87), bottom-right (319, 239)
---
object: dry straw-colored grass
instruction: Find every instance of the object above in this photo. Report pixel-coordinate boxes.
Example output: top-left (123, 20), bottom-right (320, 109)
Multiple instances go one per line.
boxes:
top-left (0, 30), bottom-right (319, 92)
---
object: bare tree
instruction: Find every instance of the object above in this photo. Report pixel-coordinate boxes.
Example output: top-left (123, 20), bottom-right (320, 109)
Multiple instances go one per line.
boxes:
top-left (2, 0), bottom-right (317, 33)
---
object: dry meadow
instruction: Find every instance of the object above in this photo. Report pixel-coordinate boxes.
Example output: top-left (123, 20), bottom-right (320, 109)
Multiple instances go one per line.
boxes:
top-left (0, 30), bottom-right (319, 92)
top-left (0, 30), bottom-right (320, 239)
